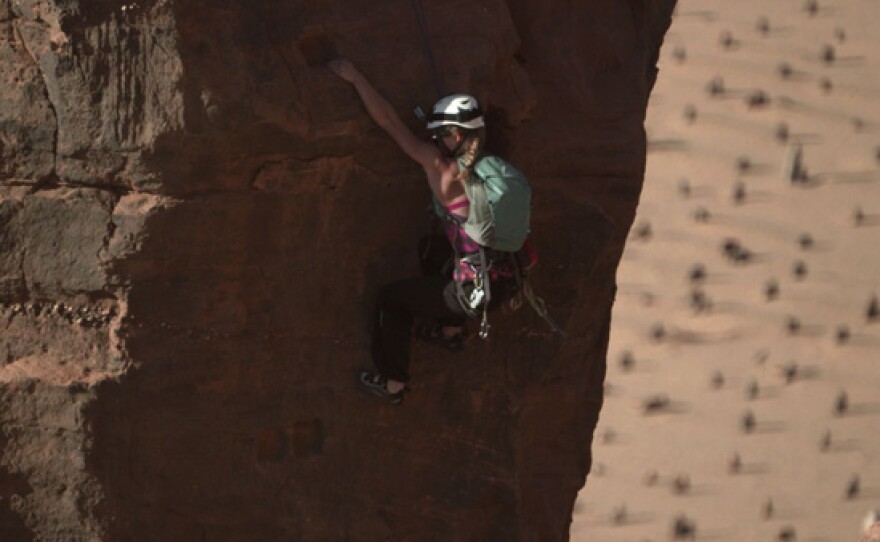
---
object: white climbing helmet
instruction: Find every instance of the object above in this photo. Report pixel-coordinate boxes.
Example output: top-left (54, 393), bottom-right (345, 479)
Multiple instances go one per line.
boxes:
top-left (426, 93), bottom-right (485, 130)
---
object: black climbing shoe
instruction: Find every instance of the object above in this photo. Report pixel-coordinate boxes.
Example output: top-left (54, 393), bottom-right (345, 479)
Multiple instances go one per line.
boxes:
top-left (413, 324), bottom-right (464, 352)
top-left (357, 371), bottom-right (405, 405)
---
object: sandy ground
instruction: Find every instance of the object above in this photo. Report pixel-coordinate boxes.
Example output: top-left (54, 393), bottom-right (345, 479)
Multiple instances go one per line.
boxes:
top-left (571, 1), bottom-right (880, 540)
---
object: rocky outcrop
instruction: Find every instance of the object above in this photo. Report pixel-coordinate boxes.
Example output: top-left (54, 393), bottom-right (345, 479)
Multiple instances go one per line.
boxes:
top-left (1, 0), bottom-right (676, 540)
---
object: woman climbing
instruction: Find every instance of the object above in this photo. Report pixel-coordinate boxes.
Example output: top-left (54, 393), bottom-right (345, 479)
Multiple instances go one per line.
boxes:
top-left (328, 58), bottom-right (528, 405)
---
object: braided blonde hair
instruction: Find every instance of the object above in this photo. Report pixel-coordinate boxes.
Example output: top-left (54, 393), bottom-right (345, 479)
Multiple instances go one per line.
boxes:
top-left (451, 126), bottom-right (486, 184)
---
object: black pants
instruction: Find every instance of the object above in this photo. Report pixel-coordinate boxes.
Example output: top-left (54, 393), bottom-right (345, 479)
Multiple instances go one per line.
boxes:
top-left (371, 234), bottom-right (515, 383)
top-left (372, 275), bottom-right (467, 382)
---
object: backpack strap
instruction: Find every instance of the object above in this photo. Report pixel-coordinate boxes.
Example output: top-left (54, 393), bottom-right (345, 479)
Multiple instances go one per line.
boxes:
top-left (458, 155), bottom-right (496, 248)
top-left (461, 179), bottom-right (495, 247)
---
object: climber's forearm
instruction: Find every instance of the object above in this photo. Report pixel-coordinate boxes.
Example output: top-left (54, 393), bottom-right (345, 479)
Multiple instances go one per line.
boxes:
top-left (349, 72), bottom-right (401, 133)
top-left (329, 58), bottom-right (436, 168)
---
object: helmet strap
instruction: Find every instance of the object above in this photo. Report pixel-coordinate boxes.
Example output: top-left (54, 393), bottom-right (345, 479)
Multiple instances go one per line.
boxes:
top-left (450, 138), bottom-right (465, 158)
top-left (435, 133), bottom-right (465, 158)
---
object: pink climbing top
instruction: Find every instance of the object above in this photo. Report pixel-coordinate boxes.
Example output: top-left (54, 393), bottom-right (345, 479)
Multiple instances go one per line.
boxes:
top-left (442, 201), bottom-right (537, 282)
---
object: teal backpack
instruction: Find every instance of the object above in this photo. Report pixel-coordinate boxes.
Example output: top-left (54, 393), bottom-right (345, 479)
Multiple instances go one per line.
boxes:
top-left (434, 154), bottom-right (532, 251)
top-left (461, 155), bottom-right (532, 251)
top-left (431, 155), bottom-right (562, 339)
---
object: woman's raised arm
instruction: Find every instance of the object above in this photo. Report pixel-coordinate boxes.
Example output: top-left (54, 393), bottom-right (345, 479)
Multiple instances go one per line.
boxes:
top-left (328, 59), bottom-right (440, 170)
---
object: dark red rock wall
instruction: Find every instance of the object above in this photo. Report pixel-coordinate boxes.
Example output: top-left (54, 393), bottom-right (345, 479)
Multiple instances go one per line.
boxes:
top-left (1, 0), bottom-right (675, 540)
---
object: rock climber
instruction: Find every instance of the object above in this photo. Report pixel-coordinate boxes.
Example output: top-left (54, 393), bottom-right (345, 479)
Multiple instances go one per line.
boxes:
top-left (328, 58), bottom-right (527, 405)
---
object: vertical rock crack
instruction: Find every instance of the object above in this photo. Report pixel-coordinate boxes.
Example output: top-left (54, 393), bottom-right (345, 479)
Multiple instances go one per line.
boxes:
top-left (11, 17), bottom-right (60, 183)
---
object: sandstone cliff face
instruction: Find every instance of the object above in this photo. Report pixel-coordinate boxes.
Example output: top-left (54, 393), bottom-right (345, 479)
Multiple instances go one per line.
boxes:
top-left (1, 1), bottom-right (675, 540)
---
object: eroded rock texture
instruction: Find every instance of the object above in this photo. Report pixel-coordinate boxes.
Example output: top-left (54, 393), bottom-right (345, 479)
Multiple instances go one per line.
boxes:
top-left (1, 0), bottom-right (675, 540)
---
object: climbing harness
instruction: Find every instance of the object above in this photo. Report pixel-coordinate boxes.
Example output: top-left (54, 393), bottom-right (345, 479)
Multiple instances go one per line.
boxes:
top-left (409, 0), bottom-right (444, 97)
top-left (450, 237), bottom-right (564, 340)
top-left (457, 248), bottom-right (493, 339)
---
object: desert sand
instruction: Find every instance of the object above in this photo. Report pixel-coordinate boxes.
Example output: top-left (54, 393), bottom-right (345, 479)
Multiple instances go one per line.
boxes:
top-left (570, 0), bottom-right (880, 540)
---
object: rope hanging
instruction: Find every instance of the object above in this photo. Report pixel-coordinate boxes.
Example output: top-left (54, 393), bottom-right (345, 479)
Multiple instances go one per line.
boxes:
top-left (409, 0), bottom-right (445, 97)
